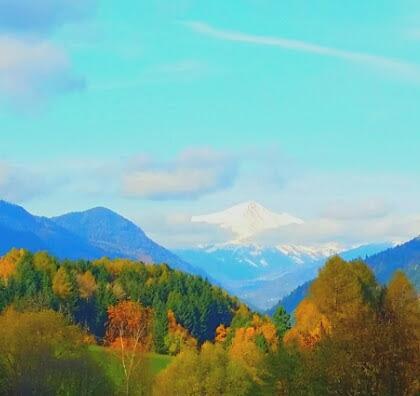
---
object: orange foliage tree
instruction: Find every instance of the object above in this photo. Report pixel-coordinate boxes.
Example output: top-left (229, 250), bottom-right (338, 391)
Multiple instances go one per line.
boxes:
top-left (229, 327), bottom-right (266, 384)
top-left (106, 300), bottom-right (153, 395)
top-left (215, 324), bottom-right (229, 343)
top-left (284, 299), bottom-right (331, 349)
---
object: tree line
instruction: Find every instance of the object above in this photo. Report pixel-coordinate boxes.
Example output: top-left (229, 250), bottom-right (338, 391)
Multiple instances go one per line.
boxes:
top-left (0, 249), bottom-right (418, 395)
top-left (0, 249), bottom-right (237, 352)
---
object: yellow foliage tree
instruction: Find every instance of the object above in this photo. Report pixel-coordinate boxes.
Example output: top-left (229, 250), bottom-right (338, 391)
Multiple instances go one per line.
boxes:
top-left (0, 248), bottom-right (25, 283)
top-left (33, 251), bottom-right (57, 276)
top-left (229, 327), bottom-right (266, 384)
top-left (77, 271), bottom-right (97, 300)
top-left (380, 272), bottom-right (420, 395)
top-left (154, 342), bottom-right (255, 396)
top-left (52, 267), bottom-right (73, 300)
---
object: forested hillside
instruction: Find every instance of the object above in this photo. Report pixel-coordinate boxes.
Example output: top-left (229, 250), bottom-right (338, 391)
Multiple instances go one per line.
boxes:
top-left (0, 249), bottom-right (236, 347)
top-left (0, 249), bottom-right (418, 395)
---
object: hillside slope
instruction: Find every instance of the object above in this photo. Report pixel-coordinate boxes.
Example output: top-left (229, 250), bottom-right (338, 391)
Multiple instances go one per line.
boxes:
top-left (0, 201), bottom-right (205, 277)
top-left (366, 237), bottom-right (420, 283)
top-left (270, 238), bottom-right (420, 314)
top-left (52, 207), bottom-right (203, 276)
top-left (0, 201), bottom-right (104, 259)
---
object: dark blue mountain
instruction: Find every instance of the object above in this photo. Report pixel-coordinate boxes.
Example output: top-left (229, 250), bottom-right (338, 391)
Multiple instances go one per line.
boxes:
top-left (0, 200), bottom-right (104, 259)
top-left (340, 242), bottom-right (393, 261)
top-left (52, 207), bottom-right (205, 276)
top-left (225, 242), bottom-right (393, 310)
top-left (0, 200), bottom-right (206, 277)
top-left (269, 237), bottom-right (420, 315)
top-left (365, 237), bottom-right (420, 284)
top-left (268, 281), bottom-right (312, 315)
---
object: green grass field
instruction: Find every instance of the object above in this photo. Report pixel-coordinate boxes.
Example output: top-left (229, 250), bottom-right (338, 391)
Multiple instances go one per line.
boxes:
top-left (88, 345), bottom-right (172, 387)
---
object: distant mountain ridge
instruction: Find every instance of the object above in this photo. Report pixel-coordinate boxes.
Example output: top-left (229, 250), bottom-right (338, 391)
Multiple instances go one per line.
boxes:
top-left (182, 201), bottom-right (399, 310)
top-left (365, 237), bottom-right (420, 283)
top-left (270, 237), bottom-right (420, 315)
top-left (0, 201), bottom-right (104, 259)
top-left (176, 242), bottom-right (391, 310)
top-left (52, 207), bottom-right (200, 274)
top-left (0, 200), bottom-right (204, 277)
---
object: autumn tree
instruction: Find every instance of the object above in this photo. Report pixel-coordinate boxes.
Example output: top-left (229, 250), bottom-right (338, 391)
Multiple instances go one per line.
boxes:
top-left (0, 248), bottom-right (25, 283)
top-left (281, 257), bottom-right (420, 395)
top-left (379, 272), bottom-right (420, 395)
top-left (106, 300), bottom-right (153, 395)
top-left (284, 299), bottom-right (331, 349)
top-left (165, 310), bottom-right (197, 355)
top-left (52, 267), bottom-right (73, 300)
top-left (0, 309), bottom-right (112, 395)
top-left (33, 251), bottom-right (57, 276)
top-left (285, 256), bottom-right (377, 349)
top-left (215, 324), bottom-right (229, 343)
top-left (77, 270), bottom-right (97, 300)
top-left (154, 342), bottom-right (256, 396)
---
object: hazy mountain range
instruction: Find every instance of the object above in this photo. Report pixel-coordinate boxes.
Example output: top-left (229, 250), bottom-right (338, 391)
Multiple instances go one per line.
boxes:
top-left (269, 236), bottom-right (420, 315)
top-left (0, 199), bottom-right (417, 311)
top-left (177, 201), bottom-right (395, 309)
top-left (0, 200), bottom-right (204, 277)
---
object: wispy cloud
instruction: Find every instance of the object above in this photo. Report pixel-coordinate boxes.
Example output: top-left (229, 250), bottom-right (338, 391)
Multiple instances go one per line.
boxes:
top-left (184, 21), bottom-right (420, 81)
top-left (0, 0), bottom-right (94, 107)
top-left (0, 36), bottom-right (84, 105)
top-left (0, 161), bottom-right (57, 202)
top-left (122, 148), bottom-right (239, 200)
top-left (0, 0), bottom-right (96, 34)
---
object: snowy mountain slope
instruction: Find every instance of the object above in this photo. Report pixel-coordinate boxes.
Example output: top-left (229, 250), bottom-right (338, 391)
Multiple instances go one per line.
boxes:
top-left (176, 242), bottom-right (342, 282)
top-left (191, 201), bottom-right (303, 241)
top-left (177, 244), bottom-right (296, 283)
top-left (186, 201), bottom-right (397, 310)
top-left (277, 243), bottom-right (342, 264)
top-left (177, 241), bottom-right (393, 310)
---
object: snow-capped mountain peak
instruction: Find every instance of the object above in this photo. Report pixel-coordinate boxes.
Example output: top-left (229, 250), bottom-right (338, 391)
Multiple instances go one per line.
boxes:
top-left (191, 201), bottom-right (303, 241)
top-left (277, 243), bottom-right (343, 264)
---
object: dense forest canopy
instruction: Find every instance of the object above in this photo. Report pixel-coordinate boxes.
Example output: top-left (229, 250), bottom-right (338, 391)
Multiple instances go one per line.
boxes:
top-left (0, 249), bottom-right (237, 348)
top-left (0, 250), bottom-right (418, 395)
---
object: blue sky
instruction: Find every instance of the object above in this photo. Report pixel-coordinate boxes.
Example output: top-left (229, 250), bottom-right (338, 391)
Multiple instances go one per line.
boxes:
top-left (1, 0), bottom-right (420, 247)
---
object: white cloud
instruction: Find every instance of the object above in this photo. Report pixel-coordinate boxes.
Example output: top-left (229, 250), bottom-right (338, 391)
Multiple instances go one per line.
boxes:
top-left (0, 36), bottom-right (84, 103)
top-left (0, 0), bottom-right (95, 34)
top-left (0, 1), bottom-right (94, 105)
top-left (135, 211), bottom-right (234, 248)
top-left (122, 148), bottom-right (238, 200)
top-left (253, 212), bottom-right (420, 247)
top-left (184, 21), bottom-right (420, 81)
top-left (0, 161), bottom-right (52, 202)
top-left (322, 199), bottom-right (392, 221)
